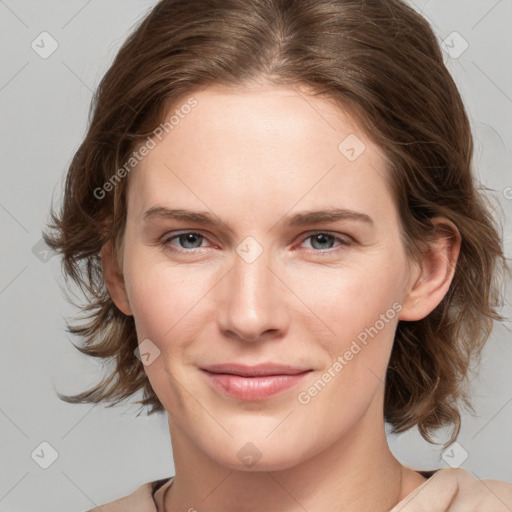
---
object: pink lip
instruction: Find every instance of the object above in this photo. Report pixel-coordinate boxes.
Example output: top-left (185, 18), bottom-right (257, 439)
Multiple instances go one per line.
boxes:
top-left (201, 363), bottom-right (311, 401)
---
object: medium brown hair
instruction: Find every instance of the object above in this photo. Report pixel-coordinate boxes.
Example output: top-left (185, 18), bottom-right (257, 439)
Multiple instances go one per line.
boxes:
top-left (43, 0), bottom-right (508, 449)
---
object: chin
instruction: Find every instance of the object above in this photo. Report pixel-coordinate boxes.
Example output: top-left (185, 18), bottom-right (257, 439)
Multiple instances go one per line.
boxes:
top-left (213, 447), bottom-right (308, 472)
top-left (197, 432), bottom-right (311, 472)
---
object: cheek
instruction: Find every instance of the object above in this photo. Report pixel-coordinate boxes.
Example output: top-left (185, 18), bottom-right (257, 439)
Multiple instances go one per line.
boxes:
top-left (123, 248), bottom-right (209, 342)
top-left (122, 252), bottom-right (210, 407)
top-left (295, 269), bottom-right (402, 422)
top-left (293, 259), bottom-right (405, 347)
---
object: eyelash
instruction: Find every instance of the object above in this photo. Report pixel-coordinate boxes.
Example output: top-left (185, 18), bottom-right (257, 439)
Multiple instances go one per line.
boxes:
top-left (159, 231), bottom-right (352, 256)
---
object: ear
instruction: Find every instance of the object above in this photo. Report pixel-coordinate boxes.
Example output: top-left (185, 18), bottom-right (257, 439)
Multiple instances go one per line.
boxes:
top-left (399, 217), bottom-right (461, 321)
top-left (100, 239), bottom-right (133, 316)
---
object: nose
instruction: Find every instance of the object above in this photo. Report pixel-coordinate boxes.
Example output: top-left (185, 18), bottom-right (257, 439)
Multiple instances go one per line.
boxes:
top-left (216, 245), bottom-right (290, 343)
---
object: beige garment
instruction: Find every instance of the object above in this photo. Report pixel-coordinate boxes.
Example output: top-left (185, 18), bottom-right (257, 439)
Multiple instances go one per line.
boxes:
top-left (87, 468), bottom-right (512, 512)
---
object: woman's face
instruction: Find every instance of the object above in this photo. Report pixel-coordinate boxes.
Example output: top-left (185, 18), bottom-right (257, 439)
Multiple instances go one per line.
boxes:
top-left (117, 84), bottom-right (417, 470)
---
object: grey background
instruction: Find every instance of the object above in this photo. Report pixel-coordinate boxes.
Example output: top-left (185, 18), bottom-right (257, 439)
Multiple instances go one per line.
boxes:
top-left (0, 1), bottom-right (511, 511)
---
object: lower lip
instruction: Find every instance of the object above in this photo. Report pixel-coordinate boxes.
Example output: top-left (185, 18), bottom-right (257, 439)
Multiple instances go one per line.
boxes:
top-left (202, 370), bottom-right (311, 400)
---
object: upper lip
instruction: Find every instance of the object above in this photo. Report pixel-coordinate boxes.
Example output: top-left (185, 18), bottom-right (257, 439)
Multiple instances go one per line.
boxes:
top-left (201, 363), bottom-right (311, 377)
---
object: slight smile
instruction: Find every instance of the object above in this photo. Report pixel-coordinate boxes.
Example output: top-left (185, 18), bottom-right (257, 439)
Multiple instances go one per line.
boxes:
top-left (201, 363), bottom-right (313, 401)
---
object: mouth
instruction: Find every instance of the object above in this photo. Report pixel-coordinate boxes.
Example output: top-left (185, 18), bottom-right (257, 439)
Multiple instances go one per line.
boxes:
top-left (200, 363), bottom-right (312, 400)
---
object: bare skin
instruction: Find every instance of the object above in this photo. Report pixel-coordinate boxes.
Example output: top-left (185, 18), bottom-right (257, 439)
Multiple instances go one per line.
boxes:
top-left (102, 82), bottom-right (460, 512)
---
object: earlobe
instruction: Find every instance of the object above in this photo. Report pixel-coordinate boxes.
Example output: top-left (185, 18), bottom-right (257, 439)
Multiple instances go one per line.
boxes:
top-left (100, 240), bottom-right (133, 316)
top-left (399, 218), bottom-right (461, 322)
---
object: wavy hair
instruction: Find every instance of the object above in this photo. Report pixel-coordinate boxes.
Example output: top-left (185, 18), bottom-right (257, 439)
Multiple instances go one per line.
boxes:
top-left (43, 0), bottom-right (508, 449)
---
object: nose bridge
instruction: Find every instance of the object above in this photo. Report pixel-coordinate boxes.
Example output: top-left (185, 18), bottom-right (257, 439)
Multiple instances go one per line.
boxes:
top-left (216, 239), bottom-right (288, 341)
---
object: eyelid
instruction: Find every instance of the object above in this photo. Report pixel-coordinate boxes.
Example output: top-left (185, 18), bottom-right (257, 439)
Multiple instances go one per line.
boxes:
top-left (294, 231), bottom-right (353, 253)
top-left (160, 230), bottom-right (214, 250)
top-left (160, 230), bottom-right (353, 254)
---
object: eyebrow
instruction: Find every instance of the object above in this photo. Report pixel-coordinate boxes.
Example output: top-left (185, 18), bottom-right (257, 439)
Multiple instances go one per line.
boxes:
top-left (143, 206), bottom-right (374, 230)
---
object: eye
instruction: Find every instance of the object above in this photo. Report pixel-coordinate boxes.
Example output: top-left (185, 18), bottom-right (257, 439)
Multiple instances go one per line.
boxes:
top-left (159, 230), bottom-right (352, 255)
top-left (299, 232), bottom-right (352, 254)
top-left (160, 231), bottom-right (210, 252)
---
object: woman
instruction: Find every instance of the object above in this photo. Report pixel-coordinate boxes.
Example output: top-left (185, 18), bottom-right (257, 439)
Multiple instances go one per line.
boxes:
top-left (43, 0), bottom-right (512, 510)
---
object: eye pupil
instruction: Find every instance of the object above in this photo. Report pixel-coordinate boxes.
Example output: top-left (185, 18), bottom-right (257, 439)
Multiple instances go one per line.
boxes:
top-left (311, 233), bottom-right (334, 250)
top-left (180, 233), bottom-right (202, 248)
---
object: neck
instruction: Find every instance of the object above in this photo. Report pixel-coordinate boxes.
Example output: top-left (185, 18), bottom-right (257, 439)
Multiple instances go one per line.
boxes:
top-left (162, 389), bottom-right (419, 512)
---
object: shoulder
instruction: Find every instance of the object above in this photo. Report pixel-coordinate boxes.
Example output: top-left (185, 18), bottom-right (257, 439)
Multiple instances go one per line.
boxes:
top-left (85, 477), bottom-right (172, 512)
top-left (391, 467), bottom-right (512, 511)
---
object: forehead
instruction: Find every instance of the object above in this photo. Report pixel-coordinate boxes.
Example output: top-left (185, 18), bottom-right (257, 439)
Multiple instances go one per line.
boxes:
top-left (127, 84), bottom-right (395, 226)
